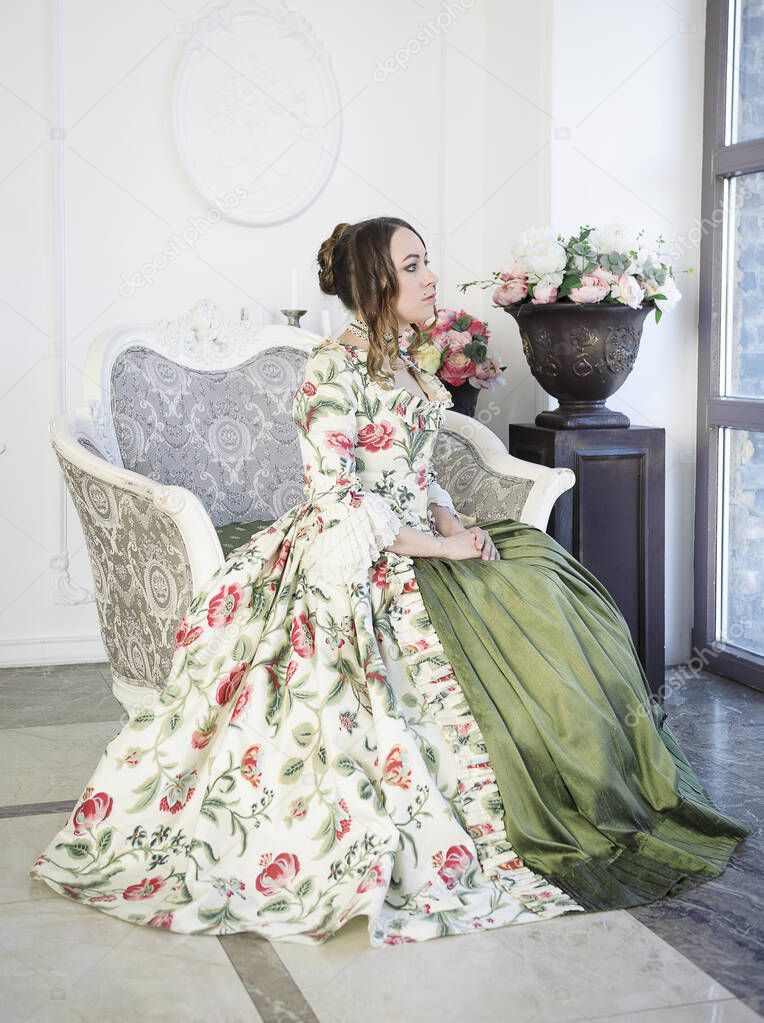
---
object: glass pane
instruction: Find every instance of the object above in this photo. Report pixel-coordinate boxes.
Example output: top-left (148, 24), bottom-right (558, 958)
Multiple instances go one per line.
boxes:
top-left (717, 427), bottom-right (764, 656)
top-left (728, 0), bottom-right (764, 145)
top-left (721, 172), bottom-right (764, 398)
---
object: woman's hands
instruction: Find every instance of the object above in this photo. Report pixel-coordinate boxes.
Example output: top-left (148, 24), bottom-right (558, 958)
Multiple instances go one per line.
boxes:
top-left (442, 526), bottom-right (499, 561)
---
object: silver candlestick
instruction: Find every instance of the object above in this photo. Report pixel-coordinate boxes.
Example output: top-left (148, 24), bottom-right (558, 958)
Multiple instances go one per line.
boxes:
top-left (281, 308), bottom-right (308, 327)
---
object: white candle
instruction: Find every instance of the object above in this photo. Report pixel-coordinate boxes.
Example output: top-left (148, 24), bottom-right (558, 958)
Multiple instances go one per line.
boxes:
top-left (321, 308), bottom-right (332, 338)
top-left (290, 267), bottom-right (298, 308)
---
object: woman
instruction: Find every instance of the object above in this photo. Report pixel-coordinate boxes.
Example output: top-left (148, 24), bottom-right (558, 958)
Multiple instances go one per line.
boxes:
top-left (30, 216), bottom-right (749, 947)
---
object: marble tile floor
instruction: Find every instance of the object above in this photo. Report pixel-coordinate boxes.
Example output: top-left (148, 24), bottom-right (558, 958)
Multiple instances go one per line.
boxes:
top-left (0, 661), bottom-right (761, 1023)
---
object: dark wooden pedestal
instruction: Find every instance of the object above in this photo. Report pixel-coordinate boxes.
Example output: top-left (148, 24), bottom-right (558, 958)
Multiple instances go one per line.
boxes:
top-left (508, 423), bottom-right (666, 701)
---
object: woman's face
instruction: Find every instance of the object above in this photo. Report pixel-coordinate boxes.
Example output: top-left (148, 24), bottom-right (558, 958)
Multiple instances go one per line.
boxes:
top-left (389, 227), bottom-right (438, 329)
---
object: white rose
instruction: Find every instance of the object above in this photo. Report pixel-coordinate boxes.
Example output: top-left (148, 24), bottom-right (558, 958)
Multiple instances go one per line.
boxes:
top-left (511, 226), bottom-right (567, 282)
top-left (644, 275), bottom-right (682, 314)
top-left (590, 222), bottom-right (640, 259)
top-left (610, 273), bottom-right (645, 309)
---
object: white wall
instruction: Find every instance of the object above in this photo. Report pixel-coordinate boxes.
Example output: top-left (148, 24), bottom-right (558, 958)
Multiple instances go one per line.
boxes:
top-left (547, 0), bottom-right (707, 665)
top-left (0, 0), bottom-right (704, 667)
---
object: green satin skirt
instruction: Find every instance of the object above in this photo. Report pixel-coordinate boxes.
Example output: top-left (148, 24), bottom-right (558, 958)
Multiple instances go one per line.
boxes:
top-left (411, 518), bottom-right (750, 911)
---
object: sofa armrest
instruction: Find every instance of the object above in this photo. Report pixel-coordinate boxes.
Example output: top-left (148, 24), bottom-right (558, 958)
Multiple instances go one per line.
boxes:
top-left (434, 410), bottom-right (575, 533)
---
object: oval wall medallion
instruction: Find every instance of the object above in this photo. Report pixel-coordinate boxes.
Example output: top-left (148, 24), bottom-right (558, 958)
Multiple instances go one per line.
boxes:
top-left (173, 1), bottom-right (341, 225)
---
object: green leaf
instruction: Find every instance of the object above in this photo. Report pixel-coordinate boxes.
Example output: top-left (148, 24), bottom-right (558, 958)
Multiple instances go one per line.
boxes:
top-left (232, 636), bottom-right (253, 662)
top-left (260, 897), bottom-right (291, 914)
top-left (280, 757), bottom-right (305, 783)
top-left (292, 722), bottom-right (314, 747)
top-left (131, 710), bottom-right (155, 731)
top-left (55, 839), bottom-right (92, 859)
top-left (296, 877), bottom-right (314, 898)
top-left (159, 683), bottom-right (181, 705)
top-left (128, 772), bottom-right (162, 813)
top-left (163, 711), bottom-right (182, 736)
top-left (97, 829), bottom-right (113, 854)
top-left (334, 755), bottom-right (356, 776)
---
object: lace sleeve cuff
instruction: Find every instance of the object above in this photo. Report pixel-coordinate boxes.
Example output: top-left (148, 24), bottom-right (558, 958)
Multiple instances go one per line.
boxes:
top-left (302, 492), bottom-right (402, 585)
top-left (427, 481), bottom-right (457, 515)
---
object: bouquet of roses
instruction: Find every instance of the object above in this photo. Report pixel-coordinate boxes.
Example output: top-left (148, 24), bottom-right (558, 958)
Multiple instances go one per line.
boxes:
top-left (458, 222), bottom-right (684, 324)
top-left (400, 307), bottom-right (507, 391)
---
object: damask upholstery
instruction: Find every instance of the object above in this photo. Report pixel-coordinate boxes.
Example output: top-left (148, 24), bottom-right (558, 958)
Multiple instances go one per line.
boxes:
top-left (431, 431), bottom-right (534, 523)
top-left (55, 448), bottom-right (193, 692)
top-left (60, 336), bottom-right (552, 702)
top-left (111, 345), bottom-right (309, 527)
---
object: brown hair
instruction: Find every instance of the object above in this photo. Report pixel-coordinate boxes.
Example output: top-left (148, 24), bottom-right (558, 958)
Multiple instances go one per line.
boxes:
top-left (317, 216), bottom-right (432, 388)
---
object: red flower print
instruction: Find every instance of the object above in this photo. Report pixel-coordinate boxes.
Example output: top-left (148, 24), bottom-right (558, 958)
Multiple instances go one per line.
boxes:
top-left (302, 381), bottom-right (317, 395)
top-left (348, 489), bottom-right (363, 509)
top-left (285, 659), bottom-right (298, 686)
top-left (88, 894), bottom-right (117, 903)
top-left (273, 538), bottom-right (292, 573)
top-left (416, 465), bottom-right (427, 489)
top-left (241, 744), bottom-right (263, 788)
top-left (207, 581), bottom-right (244, 628)
top-left (325, 431), bottom-right (354, 454)
top-left (499, 856), bottom-right (525, 871)
top-left (403, 578), bottom-right (418, 593)
top-left (255, 852), bottom-right (300, 896)
top-left (371, 562), bottom-right (389, 588)
top-left (289, 796), bottom-right (308, 819)
top-left (148, 912), bottom-right (174, 928)
top-left (158, 770), bottom-right (197, 814)
top-left (381, 745), bottom-right (412, 790)
top-left (174, 617), bottom-right (202, 649)
top-left (384, 935), bottom-right (416, 945)
top-left (123, 875), bottom-right (165, 900)
top-left (437, 844), bottom-right (474, 890)
top-left (216, 662), bottom-right (249, 705)
top-left (335, 797), bottom-right (352, 841)
top-left (291, 612), bottom-right (315, 658)
top-left (357, 421), bottom-right (394, 451)
top-left (191, 718), bottom-right (217, 749)
top-left (357, 861), bottom-right (388, 893)
top-left (72, 791), bottom-right (113, 835)
top-left (231, 685), bottom-right (251, 722)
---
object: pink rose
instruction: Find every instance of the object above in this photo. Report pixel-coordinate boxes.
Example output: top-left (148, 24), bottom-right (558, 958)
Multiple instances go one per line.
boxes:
top-left (440, 351), bottom-right (476, 386)
top-left (493, 279), bottom-right (528, 306)
top-left (590, 265), bottom-right (619, 286)
top-left (438, 328), bottom-right (470, 352)
top-left (531, 279), bottom-right (558, 304)
top-left (569, 273), bottom-right (610, 304)
top-left (470, 357), bottom-right (502, 389)
top-left (499, 259), bottom-right (525, 280)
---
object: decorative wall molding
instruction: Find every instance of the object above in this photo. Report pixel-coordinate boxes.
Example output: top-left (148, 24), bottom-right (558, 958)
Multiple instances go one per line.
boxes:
top-left (50, 0), bottom-right (93, 606)
top-left (172, 0), bottom-right (342, 226)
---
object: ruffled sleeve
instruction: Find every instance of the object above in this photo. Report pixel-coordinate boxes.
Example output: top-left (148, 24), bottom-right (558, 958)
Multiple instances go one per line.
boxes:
top-left (292, 343), bottom-right (403, 584)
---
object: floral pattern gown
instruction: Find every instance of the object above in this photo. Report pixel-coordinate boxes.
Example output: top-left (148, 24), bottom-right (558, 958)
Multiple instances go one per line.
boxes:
top-left (30, 336), bottom-right (587, 946)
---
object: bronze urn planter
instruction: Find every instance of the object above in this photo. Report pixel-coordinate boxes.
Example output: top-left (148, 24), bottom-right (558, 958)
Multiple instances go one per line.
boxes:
top-left (505, 301), bottom-right (652, 429)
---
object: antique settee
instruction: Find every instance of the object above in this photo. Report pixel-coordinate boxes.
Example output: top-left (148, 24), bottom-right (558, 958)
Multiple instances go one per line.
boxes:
top-left (53, 302), bottom-right (575, 710)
